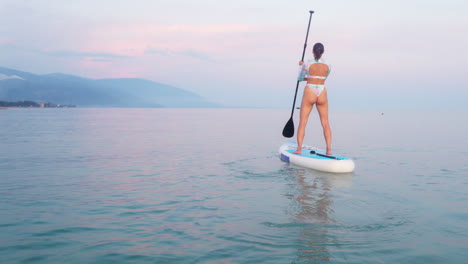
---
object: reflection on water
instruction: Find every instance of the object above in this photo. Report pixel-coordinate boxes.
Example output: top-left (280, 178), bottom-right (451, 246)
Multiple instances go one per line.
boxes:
top-left (285, 166), bottom-right (353, 262)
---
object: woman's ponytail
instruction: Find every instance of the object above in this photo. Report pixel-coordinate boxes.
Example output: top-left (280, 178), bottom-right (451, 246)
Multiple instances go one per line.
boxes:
top-left (313, 43), bottom-right (324, 61)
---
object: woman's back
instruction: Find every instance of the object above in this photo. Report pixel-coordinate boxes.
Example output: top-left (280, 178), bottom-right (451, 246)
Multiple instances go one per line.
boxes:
top-left (308, 62), bottom-right (329, 85)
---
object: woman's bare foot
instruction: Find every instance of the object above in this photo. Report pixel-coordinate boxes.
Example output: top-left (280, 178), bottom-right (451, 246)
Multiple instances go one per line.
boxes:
top-left (326, 148), bottom-right (332, 155)
top-left (293, 149), bottom-right (302, 154)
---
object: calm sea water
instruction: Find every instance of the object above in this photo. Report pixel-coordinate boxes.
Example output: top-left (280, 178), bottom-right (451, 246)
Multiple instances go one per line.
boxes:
top-left (1, 108), bottom-right (467, 263)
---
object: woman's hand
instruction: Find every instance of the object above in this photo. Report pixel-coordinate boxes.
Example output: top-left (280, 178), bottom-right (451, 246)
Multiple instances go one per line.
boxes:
top-left (299, 61), bottom-right (304, 66)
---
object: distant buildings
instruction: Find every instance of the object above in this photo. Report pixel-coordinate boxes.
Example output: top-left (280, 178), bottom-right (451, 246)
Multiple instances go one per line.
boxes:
top-left (0, 101), bottom-right (76, 108)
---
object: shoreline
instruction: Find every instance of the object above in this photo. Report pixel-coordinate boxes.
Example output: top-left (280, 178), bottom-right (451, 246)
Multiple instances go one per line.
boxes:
top-left (0, 106), bottom-right (76, 109)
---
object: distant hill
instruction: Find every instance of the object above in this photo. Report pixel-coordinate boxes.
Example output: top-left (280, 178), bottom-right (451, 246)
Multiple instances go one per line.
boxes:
top-left (0, 67), bottom-right (220, 108)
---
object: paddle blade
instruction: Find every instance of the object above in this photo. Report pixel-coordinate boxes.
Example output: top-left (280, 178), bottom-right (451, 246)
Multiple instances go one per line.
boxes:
top-left (282, 118), bottom-right (295, 138)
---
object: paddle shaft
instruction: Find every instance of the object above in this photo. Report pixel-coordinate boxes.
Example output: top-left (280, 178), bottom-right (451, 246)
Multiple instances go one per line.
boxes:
top-left (289, 10), bottom-right (314, 117)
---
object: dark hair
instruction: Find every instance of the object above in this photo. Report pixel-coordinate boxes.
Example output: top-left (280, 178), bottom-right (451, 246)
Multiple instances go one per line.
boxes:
top-left (313, 43), bottom-right (324, 61)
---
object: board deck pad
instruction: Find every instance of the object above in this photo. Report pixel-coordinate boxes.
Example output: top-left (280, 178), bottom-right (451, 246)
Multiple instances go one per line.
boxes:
top-left (284, 149), bottom-right (349, 160)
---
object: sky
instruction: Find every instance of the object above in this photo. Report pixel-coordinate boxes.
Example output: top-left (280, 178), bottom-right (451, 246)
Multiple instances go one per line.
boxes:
top-left (0, 0), bottom-right (467, 109)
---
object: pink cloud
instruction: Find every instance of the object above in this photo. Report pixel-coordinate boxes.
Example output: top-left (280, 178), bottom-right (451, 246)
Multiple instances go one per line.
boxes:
top-left (0, 37), bottom-right (15, 45)
top-left (37, 22), bottom-right (293, 80)
top-left (77, 22), bottom-right (291, 58)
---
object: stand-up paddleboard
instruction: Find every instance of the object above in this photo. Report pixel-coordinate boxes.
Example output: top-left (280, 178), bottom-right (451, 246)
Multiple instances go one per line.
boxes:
top-left (279, 142), bottom-right (355, 173)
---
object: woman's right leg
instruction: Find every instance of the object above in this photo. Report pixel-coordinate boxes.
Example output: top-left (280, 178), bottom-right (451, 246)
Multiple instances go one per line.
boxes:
top-left (316, 89), bottom-right (332, 155)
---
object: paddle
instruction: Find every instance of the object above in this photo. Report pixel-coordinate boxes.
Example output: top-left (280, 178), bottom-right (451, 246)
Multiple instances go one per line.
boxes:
top-left (282, 10), bottom-right (315, 138)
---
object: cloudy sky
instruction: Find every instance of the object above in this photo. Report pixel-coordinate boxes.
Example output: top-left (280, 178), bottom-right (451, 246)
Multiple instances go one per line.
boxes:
top-left (0, 0), bottom-right (467, 109)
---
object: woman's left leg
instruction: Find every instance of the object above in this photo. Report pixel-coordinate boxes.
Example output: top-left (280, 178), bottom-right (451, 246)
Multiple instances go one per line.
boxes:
top-left (293, 90), bottom-right (316, 154)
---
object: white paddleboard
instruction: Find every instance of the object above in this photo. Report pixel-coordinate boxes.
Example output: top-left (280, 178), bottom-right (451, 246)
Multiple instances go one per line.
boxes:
top-left (279, 142), bottom-right (355, 173)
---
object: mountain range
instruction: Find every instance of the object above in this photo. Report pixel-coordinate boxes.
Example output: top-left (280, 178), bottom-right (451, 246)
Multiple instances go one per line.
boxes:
top-left (0, 67), bottom-right (219, 108)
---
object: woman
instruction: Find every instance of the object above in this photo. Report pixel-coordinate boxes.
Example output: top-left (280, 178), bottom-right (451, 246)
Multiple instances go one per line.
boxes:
top-left (293, 43), bottom-right (332, 155)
